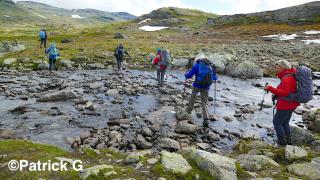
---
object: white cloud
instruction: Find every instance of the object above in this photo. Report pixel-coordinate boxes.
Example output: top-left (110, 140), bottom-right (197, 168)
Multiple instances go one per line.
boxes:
top-left (14, 0), bottom-right (190, 16)
top-left (215, 0), bottom-right (317, 15)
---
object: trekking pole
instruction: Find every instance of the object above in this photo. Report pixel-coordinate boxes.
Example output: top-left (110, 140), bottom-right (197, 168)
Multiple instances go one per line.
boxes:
top-left (214, 81), bottom-right (217, 114)
top-left (259, 83), bottom-right (269, 111)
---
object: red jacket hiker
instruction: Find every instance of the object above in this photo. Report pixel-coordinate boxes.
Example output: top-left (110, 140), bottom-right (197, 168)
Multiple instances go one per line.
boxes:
top-left (152, 55), bottom-right (166, 70)
top-left (267, 68), bottom-right (300, 110)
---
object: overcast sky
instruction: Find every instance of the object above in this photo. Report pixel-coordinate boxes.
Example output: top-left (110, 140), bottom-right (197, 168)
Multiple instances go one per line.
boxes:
top-left (14, 0), bottom-right (317, 16)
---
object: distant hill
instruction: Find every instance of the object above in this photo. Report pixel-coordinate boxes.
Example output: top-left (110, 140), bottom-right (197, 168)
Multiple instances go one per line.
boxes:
top-left (0, 0), bottom-right (136, 26)
top-left (211, 1), bottom-right (320, 25)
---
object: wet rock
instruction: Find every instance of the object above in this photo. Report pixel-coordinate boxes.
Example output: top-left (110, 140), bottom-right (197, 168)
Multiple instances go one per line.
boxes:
top-left (161, 151), bottom-right (192, 175)
top-left (176, 109), bottom-right (192, 121)
top-left (174, 121), bottom-right (200, 134)
top-left (106, 89), bottom-right (119, 97)
top-left (237, 154), bottom-right (280, 172)
top-left (207, 131), bottom-right (220, 141)
top-left (287, 162), bottom-right (320, 180)
top-left (181, 147), bottom-right (237, 179)
top-left (134, 134), bottom-right (152, 149)
top-left (37, 90), bottom-right (77, 102)
top-left (80, 131), bottom-right (91, 140)
top-left (291, 126), bottom-right (315, 145)
top-left (0, 128), bottom-right (15, 139)
top-left (124, 150), bottom-right (153, 164)
top-left (141, 127), bottom-right (153, 137)
top-left (160, 138), bottom-right (180, 150)
top-left (226, 61), bottom-right (263, 79)
top-left (285, 145), bottom-right (308, 161)
top-left (79, 164), bottom-right (114, 179)
top-left (60, 60), bottom-right (73, 68)
top-left (86, 63), bottom-right (105, 69)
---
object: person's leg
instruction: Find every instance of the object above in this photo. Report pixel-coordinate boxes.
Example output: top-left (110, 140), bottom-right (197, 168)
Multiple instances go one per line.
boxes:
top-left (160, 69), bottom-right (166, 86)
top-left (117, 59), bottom-right (120, 71)
top-left (40, 39), bottom-right (44, 48)
top-left (44, 39), bottom-right (47, 48)
top-left (273, 110), bottom-right (287, 145)
top-left (157, 69), bottom-right (161, 85)
top-left (282, 110), bottom-right (294, 145)
top-left (49, 58), bottom-right (53, 71)
top-left (200, 89), bottom-right (209, 120)
top-left (186, 87), bottom-right (200, 114)
top-left (53, 59), bottom-right (57, 71)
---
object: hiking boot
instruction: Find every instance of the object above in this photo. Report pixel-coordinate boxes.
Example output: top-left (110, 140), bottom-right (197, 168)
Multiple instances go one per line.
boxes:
top-left (203, 120), bottom-right (209, 127)
top-left (277, 136), bottom-right (287, 146)
top-left (285, 134), bottom-right (292, 145)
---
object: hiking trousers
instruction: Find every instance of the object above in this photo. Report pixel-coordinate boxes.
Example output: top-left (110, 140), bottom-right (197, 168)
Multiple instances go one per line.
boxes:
top-left (40, 38), bottom-right (47, 48)
top-left (157, 69), bottom-right (166, 86)
top-left (186, 87), bottom-right (209, 120)
top-left (273, 109), bottom-right (294, 145)
top-left (116, 58), bottom-right (122, 71)
top-left (49, 58), bottom-right (57, 71)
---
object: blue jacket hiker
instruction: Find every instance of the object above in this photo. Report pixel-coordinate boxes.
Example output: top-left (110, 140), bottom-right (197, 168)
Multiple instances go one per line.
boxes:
top-left (39, 29), bottom-right (47, 48)
top-left (45, 43), bottom-right (60, 71)
top-left (185, 53), bottom-right (218, 126)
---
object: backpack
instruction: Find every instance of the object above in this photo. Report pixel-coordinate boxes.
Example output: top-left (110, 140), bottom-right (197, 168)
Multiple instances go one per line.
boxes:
top-left (159, 49), bottom-right (170, 67)
top-left (39, 31), bottom-right (46, 39)
top-left (115, 46), bottom-right (124, 59)
top-left (195, 60), bottom-right (213, 86)
top-left (48, 47), bottom-right (58, 59)
top-left (284, 66), bottom-right (313, 103)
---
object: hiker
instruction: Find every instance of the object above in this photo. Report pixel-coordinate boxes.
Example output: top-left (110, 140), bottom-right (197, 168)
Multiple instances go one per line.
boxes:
top-left (264, 60), bottom-right (300, 146)
top-left (152, 49), bottom-right (171, 87)
top-left (185, 53), bottom-right (218, 126)
top-left (39, 29), bottom-right (47, 48)
top-left (45, 43), bottom-right (60, 71)
top-left (114, 44), bottom-right (128, 71)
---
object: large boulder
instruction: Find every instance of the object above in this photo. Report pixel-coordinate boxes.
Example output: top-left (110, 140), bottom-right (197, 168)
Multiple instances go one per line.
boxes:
top-left (125, 150), bottom-right (153, 164)
top-left (290, 126), bottom-right (315, 145)
top-left (134, 134), bottom-right (152, 149)
top-left (285, 145), bottom-right (308, 161)
top-left (2, 58), bottom-right (17, 66)
top-left (226, 61), bottom-right (263, 79)
top-left (287, 162), bottom-right (320, 180)
top-left (303, 108), bottom-right (320, 133)
top-left (114, 33), bottom-right (125, 39)
top-left (236, 154), bottom-right (280, 172)
top-left (37, 62), bottom-right (49, 70)
top-left (174, 121), bottom-right (200, 134)
top-left (207, 53), bottom-right (231, 73)
top-left (181, 147), bottom-right (237, 179)
top-left (60, 60), bottom-right (73, 68)
top-left (1, 42), bottom-right (25, 53)
top-left (37, 90), bottom-right (77, 102)
top-left (0, 128), bottom-right (15, 139)
top-left (172, 58), bottom-right (190, 68)
top-left (161, 151), bottom-right (192, 175)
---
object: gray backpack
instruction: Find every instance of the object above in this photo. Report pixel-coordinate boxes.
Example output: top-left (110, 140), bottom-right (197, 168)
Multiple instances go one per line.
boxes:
top-left (159, 49), bottom-right (170, 67)
top-left (285, 66), bottom-right (313, 103)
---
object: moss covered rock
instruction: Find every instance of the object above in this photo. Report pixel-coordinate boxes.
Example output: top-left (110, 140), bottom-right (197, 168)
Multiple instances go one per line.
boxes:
top-left (161, 151), bottom-right (192, 175)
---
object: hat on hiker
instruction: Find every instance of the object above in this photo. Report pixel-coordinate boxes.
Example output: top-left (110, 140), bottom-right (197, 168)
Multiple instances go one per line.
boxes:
top-left (275, 59), bottom-right (292, 69)
top-left (195, 53), bottom-right (207, 61)
top-left (157, 48), bottom-right (161, 52)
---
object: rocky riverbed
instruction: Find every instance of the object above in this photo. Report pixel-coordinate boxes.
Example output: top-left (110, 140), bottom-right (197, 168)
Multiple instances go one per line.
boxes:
top-left (0, 68), bottom-right (319, 154)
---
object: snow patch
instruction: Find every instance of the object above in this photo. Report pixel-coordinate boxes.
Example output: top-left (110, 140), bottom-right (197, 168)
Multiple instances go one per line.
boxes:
top-left (261, 34), bottom-right (297, 41)
top-left (37, 14), bottom-right (47, 19)
top-left (72, 15), bottom-right (85, 19)
top-left (139, 26), bottom-right (168, 32)
top-left (138, 18), bottom-right (151, 25)
top-left (304, 30), bottom-right (320, 35)
top-left (302, 39), bottom-right (320, 45)
top-left (3, 15), bottom-right (10, 18)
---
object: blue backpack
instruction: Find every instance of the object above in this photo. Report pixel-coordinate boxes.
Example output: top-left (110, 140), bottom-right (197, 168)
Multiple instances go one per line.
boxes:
top-left (196, 61), bottom-right (213, 86)
top-left (39, 31), bottom-right (46, 39)
top-left (284, 66), bottom-right (313, 103)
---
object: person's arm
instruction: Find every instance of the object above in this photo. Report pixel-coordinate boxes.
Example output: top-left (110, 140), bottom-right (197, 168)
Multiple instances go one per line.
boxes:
top-left (267, 78), bottom-right (294, 97)
top-left (185, 64), bottom-right (198, 79)
top-left (45, 48), bottom-right (49, 54)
